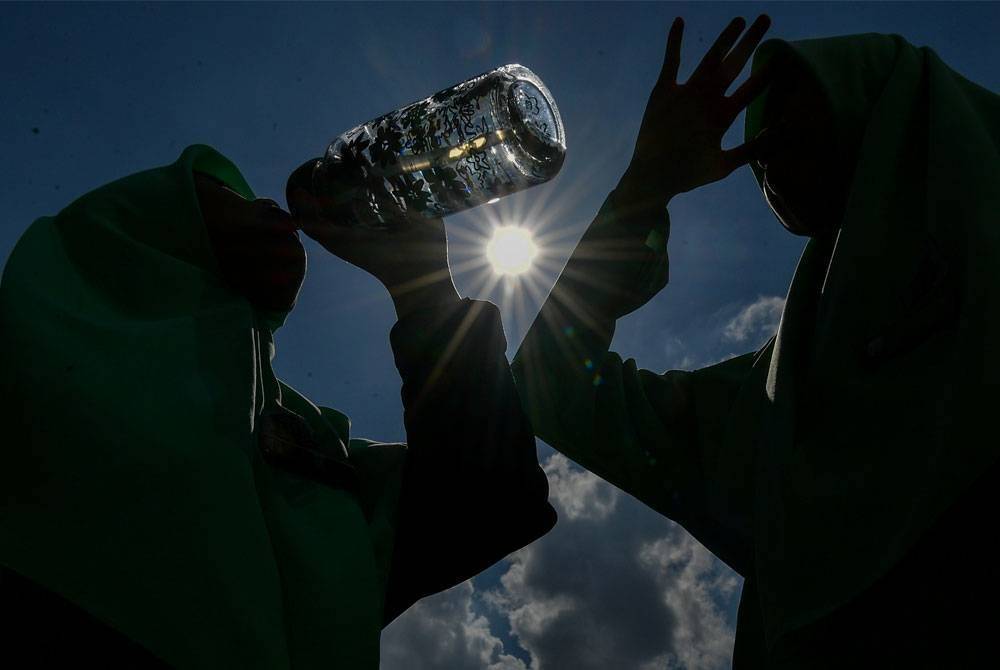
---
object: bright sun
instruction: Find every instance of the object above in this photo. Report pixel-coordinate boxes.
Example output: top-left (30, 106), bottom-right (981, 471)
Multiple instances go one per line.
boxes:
top-left (486, 225), bottom-right (538, 276)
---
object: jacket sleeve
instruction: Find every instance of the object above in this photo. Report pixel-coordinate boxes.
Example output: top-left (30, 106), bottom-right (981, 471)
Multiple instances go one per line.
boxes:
top-left (370, 298), bottom-right (557, 624)
top-left (512, 187), bottom-right (761, 575)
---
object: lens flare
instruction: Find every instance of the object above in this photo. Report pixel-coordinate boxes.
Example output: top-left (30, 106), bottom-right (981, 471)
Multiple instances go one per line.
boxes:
top-left (486, 225), bottom-right (538, 275)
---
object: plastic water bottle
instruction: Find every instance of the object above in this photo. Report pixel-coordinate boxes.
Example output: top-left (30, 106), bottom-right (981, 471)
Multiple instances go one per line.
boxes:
top-left (288, 64), bottom-right (565, 229)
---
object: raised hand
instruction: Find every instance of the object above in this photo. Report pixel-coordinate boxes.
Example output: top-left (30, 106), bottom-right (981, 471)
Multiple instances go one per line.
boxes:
top-left (621, 15), bottom-right (774, 205)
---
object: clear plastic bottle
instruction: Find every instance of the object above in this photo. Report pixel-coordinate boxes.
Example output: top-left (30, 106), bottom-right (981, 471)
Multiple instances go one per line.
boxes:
top-left (291, 64), bottom-right (565, 229)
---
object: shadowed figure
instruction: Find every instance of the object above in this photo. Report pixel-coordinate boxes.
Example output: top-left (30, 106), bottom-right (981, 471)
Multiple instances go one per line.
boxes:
top-left (513, 16), bottom-right (999, 668)
top-left (0, 145), bottom-right (556, 668)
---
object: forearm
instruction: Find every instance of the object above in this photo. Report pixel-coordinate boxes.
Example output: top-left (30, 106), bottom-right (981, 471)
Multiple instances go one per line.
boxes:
top-left (391, 299), bottom-right (531, 462)
top-left (384, 299), bottom-right (555, 620)
top-left (616, 163), bottom-right (677, 220)
top-left (513, 175), bottom-right (764, 574)
top-left (387, 268), bottom-right (461, 321)
top-left (513, 181), bottom-right (671, 452)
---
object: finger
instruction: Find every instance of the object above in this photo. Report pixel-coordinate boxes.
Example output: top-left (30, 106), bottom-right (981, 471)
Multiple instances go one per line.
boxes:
top-left (298, 217), bottom-right (369, 255)
top-left (381, 205), bottom-right (441, 237)
top-left (657, 17), bottom-right (685, 86)
top-left (256, 200), bottom-right (296, 231)
top-left (689, 17), bottom-right (746, 83)
top-left (720, 130), bottom-right (773, 176)
top-left (407, 211), bottom-right (445, 233)
top-left (298, 216), bottom-right (361, 239)
top-left (287, 183), bottom-right (322, 222)
top-left (726, 57), bottom-right (775, 113)
top-left (719, 14), bottom-right (771, 88)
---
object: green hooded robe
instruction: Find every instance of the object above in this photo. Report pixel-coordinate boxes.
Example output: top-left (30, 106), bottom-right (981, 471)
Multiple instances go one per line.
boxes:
top-left (0, 144), bottom-right (556, 668)
top-left (512, 33), bottom-right (999, 663)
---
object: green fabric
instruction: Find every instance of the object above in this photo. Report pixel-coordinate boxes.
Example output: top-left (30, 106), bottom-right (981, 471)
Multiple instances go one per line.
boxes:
top-left (511, 192), bottom-right (764, 578)
top-left (0, 145), bottom-right (402, 668)
top-left (744, 34), bottom-right (1000, 644)
top-left (514, 33), bottom-right (1000, 651)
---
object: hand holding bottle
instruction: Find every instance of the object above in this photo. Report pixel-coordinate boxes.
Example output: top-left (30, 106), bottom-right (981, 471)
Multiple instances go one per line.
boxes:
top-left (288, 171), bottom-right (459, 319)
top-left (195, 171), bottom-right (306, 313)
top-left (618, 16), bottom-right (774, 206)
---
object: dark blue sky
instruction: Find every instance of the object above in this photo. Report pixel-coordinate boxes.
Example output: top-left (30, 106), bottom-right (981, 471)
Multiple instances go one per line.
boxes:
top-left (4, 2), bottom-right (999, 442)
top-left (3, 3), bottom-right (998, 668)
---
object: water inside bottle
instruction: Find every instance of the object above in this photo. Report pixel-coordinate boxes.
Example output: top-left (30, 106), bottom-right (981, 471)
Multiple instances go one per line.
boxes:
top-left (320, 66), bottom-right (564, 229)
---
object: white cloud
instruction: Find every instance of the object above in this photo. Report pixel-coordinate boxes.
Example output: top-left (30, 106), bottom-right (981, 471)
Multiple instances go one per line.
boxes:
top-left (639, 537), bottom-right (739, 670)
top-left (381, 580), bottom-right (527, 670)
top-left (543, 453), bottom-right (620, 521)
top-left (489, 454), bottom-right (741, 670)
top-left (722, 296), bottom-right (785, 345)
top-left (382, 454), bottom-right (742, 670)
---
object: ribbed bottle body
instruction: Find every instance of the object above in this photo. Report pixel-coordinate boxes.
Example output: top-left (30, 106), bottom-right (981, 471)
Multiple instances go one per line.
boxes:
top-left (312, 64), bottom-right (565, 229)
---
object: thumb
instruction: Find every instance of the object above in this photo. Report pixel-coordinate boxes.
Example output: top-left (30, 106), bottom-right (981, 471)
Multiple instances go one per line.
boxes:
top-left (722, 125), bottom-right (776, 175)
top-left (297, 215), bottom-right (366, 256)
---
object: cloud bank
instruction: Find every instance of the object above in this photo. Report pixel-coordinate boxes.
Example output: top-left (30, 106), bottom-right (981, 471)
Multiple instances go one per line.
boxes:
top-left (722, 296), bottom-right (785, 345)
top-left (382, 454), bottom-right (741, 670)
top-left (380, 580), bottom-right (528, 670)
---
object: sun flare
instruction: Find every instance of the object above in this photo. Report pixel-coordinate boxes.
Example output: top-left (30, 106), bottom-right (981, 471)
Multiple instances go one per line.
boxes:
top-left (486, 225), bottom-right (538, 276)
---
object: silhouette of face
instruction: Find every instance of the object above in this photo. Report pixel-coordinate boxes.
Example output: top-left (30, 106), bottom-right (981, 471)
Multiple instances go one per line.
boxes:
top-left (194, 171), bottom-right (306, 312)
top-left (755, 60), bottom-right (855, 238)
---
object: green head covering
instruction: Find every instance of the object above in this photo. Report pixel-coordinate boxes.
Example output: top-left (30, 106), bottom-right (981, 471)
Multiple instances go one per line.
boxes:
top-left (0, 145), bottom-right (394, 667)
top-left (746, 34), bottom-right (904, 178)
top-left (742, 36), bottom-right (1000, 642)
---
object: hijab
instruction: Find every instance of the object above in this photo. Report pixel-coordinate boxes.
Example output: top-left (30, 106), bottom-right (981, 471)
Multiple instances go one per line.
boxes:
top-left (743, 34), bottom-right (1000, 642)
top-left (0, 145), bottom-right (395, 668)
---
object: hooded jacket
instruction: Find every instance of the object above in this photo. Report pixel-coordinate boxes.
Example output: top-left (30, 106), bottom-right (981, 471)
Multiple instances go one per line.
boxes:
top-left (0, 144), bottom-right (556, 668)
top-left (513, 32), bottom-right (999, 659)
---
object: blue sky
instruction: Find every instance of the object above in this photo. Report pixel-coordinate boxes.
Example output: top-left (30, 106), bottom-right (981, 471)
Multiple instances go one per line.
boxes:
top-left (3, 2), bottom-right (999, 668)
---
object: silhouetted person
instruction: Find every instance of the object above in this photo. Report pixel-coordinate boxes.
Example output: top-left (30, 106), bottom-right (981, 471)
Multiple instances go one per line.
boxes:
top-left (0, 144), bottom-right (556, 668)
top-left (514, 16), bottom-right (999, 668)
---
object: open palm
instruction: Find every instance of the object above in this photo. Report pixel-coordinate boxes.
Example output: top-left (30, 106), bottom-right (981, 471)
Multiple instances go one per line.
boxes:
top-left (625, 15), bottom-right (774, 201)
